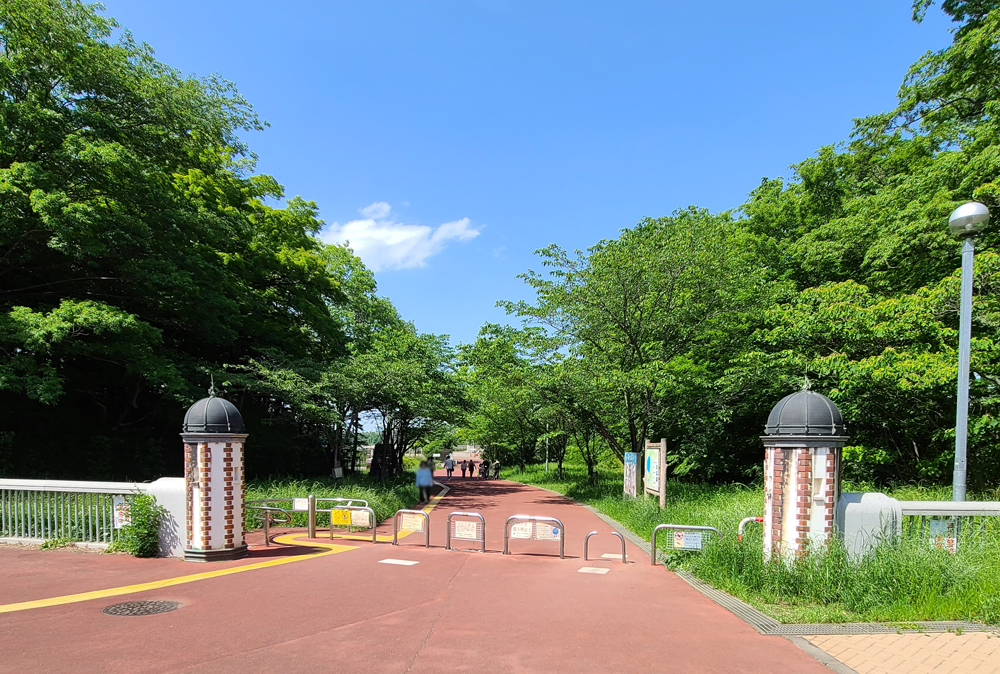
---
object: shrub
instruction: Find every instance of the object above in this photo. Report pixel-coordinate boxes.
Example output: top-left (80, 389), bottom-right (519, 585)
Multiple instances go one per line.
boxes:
top-left (107, 493), bottom-right (165, 558)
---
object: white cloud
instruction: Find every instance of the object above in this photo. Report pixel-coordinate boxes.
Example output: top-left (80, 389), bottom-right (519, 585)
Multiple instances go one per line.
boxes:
top-left (322, 202), bottom-right (480, 271)
top-left (359, 201), bottom-right (391, 219)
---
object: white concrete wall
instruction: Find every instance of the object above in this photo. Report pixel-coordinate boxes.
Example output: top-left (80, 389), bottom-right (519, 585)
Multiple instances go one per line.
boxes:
top-left (147, 477), bottom-right (185, 558)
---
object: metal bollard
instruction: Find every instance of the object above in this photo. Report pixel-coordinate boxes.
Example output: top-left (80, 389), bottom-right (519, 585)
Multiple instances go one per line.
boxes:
top-left (737, 516), bottom-right (764, 542)
top-left (584, 530), bottom-right (627, 563)
top-left (307, 494), bottom-right (316, 538)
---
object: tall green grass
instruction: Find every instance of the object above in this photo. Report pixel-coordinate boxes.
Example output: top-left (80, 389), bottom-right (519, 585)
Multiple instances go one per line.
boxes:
top-left (244, 473), bottom-right (417, 530)
top-left (503, 461), bottom-right (1000, 624)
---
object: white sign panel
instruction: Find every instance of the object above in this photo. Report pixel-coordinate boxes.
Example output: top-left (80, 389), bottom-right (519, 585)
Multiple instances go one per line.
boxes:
top-left (400, 513), bottom-right (425, 532)
top-left (673, 531), bottom-right (703, 550)
top-left (350, 509), bottom-right (371, 528)
top-left (929, 519), bottom-right (958, 553)
top-left (534, 523), bottom-right (561, 541)
top-left (453, 520), bottom-right (479, 540)
top-left (112, 496), bottom-right (130, 529)
top-left (510, 522), bottom-right (533, 539)
top-left (292, 497), bottom-right (309, 511)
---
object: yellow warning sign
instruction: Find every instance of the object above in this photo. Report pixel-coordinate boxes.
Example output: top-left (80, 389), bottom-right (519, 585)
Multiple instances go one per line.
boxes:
top-left (330, 509), bottom-right (351, 527)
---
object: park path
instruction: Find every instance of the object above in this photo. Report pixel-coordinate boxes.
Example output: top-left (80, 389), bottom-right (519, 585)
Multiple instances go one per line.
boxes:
top-left (0, 473), bottom-right (832, 673)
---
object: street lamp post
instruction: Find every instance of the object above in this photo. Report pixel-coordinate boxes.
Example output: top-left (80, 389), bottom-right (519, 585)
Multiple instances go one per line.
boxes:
top-left (948, 201), bottom-right (990, 501)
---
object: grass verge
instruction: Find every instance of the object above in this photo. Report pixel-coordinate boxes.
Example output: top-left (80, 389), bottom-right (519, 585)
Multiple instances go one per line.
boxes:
top-left (502, 461), bottom-right (1000, 625)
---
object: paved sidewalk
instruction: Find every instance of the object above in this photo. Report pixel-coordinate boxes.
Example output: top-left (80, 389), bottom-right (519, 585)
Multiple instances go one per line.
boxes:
top-left (0, 474), bottom-right (831, 673)
top-left (806, 633), bottom-right (1000, 674)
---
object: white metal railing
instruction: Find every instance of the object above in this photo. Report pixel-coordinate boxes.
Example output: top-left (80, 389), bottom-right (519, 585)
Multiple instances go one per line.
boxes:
top-left (899, 500), bottom-right (1000, 544)
top-left (0, 479), bottom-right (149, 546)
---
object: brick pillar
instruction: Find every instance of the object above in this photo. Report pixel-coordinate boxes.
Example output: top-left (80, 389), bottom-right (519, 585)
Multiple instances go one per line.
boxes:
top-left (763, 441), bottom-right (844, 561)
top-left (182, 432), bottom-right (247, 562)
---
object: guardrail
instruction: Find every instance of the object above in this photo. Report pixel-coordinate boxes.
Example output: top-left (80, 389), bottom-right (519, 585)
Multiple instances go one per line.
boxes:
top-left (393, 509), bottom-right (430, 547)
top-left (328, 505), bottom-right (377, 544)
top-left (650, 524), bottom-right (721, 566)
top-left (246, 496), bottom-right (376, 544)
top-left (503, 515), bottom-right (565, 559)
top-left (0, 478), bottom-right (148, 546)
top-left (737, 516), bottom-right (764, 543)
top-left (445, 511), bottom-right (486, 553)
top-left (898, 500), bottom-right (1000, 547)
top-left (583, 530), bottom-right (626, 563)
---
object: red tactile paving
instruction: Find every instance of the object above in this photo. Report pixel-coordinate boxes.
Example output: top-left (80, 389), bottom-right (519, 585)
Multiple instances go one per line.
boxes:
top-left (0, 474), bottom-right (830, 674)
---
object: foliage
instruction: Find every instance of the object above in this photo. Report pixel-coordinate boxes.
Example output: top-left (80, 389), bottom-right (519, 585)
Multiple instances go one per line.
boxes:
top-left (244, 473), bottom-right (417, 530)
top-left (0, 1), bottom-right (464, 480)
top-left (106, 492), bottom-right (165, 558)
top-left (465, 2), bottom-right (1000, 486)
top-left (505, 459), bottom-right (1000, 624)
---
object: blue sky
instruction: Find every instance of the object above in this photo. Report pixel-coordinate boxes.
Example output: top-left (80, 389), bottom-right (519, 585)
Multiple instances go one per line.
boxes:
top-left (104, 1), bottom-right (954, 346)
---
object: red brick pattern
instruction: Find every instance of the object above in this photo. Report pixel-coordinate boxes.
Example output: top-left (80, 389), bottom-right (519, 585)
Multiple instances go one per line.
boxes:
top-left (199, 442), bottom-right (212, 549)
top-left (223, 443), bottom-right (234, 549)
top-left (769, 448), bottom-right (787, 557)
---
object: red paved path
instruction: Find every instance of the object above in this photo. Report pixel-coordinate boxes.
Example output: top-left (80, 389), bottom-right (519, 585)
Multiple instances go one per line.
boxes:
top-left (0, 474), bottom-right (830, 673)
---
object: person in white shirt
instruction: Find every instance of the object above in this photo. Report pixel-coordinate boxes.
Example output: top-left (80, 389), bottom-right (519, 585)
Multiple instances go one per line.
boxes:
top-left (444, 456), bottom-right (455, 479)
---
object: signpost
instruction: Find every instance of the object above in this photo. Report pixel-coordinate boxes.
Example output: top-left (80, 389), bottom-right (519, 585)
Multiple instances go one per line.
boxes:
top-left (643, 438), bottom-right (668, 508)
top-left (624, 452), bottom-right (639, 498)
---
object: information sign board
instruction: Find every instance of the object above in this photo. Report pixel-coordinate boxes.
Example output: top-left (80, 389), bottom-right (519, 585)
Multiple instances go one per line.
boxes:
top-left (929, 519), bottom-right (958, 553)
top-left (292, 497), bottom-right (309, 511)
top-left (673, 531), bottom-right (703, 550)
top-left (534, 523), bottom-right (561, 541)
top-left (645, 447), bottom-right (660, 493)
top-left (511, 521), bottom-right (533, 539)
top-left (400, 513), bottom-right (425, 532)
top-left (350, 509), bottom-right (371, 528)
top-left (453, 520), bottom-right (480, 540)
top-left (624, 452), bottom-right (638, 498)
top-left (330, 509), bottom-right (351, 527)
top-left (112, 496), bottom-right (130, 529)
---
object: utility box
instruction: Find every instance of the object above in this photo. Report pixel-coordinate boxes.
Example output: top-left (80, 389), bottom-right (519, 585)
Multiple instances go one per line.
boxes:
top-left (835, 492), bottom-right (902, 559)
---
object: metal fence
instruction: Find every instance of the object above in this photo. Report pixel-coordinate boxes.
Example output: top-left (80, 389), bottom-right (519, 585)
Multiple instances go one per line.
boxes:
top-left (899, 500), bottom-right (1000, 547)
top-left (0, 479), bottom-right (145, 546)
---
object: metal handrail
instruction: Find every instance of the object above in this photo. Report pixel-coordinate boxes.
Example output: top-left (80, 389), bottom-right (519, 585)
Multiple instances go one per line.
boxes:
top-left (328, 505), bottom-right (377, 544)
top-left (898, 501), bottom-right (1000, 517)
top-left (583, 530), bottom-right (626, 563)
top-left (737, 516), bottom-right (764, 543)
top-left (445, 511), bottom-right (486, 553)
top-left (503, 515), bottom-right (565, 559)
top-left (650, 524), bottom-right (721, 566)
top-left (392, 509), bottom-right (430, 547)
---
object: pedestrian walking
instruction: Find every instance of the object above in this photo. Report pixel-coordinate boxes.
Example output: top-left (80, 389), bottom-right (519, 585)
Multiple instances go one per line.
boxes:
top-left (416, 461), bottom-right (433, 504)
top-left (492, 460), bottom-right (500, 480)
top-left (460, 460), bottom-right (468, 478)
top-left (444, 456), bottom-right (455, 479)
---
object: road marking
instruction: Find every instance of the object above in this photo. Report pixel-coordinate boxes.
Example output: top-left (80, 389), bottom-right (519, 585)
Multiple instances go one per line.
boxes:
top-left (379, 559), bottom-right (419, 566)
top-left (0, 535), bottom-right (355, 615)
top-left (601, 553), bottom-right (626, 560)
top-left (578, 567), bottom-right (610, 574)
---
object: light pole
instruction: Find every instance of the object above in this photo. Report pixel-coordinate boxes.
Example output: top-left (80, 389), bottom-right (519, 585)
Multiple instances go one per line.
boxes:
top-left (948, 201), bottom-right (990, 501)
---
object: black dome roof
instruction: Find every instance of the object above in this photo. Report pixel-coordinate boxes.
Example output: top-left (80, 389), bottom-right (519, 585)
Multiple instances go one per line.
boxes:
top-left (183, 396), bottom-right (245, 434)
top-left (765, 390), bottom-right (845, 436)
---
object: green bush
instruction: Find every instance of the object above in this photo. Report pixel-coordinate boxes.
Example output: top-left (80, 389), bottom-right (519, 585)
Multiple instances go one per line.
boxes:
top-left (107, 493), bottom-right (165, 558)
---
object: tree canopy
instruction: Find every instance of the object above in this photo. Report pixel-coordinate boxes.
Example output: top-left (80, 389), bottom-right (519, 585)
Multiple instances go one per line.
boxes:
top-left (463, 1), bottom-right (1000, 487)
top-left (0, 0), bottom-right (462, 480)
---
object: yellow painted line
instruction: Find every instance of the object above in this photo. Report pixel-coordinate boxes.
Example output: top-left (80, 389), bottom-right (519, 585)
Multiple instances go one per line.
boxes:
top-left (1, 484), bottom-right (455, 615)
top-left (0, 534), bottom-right (355, 615)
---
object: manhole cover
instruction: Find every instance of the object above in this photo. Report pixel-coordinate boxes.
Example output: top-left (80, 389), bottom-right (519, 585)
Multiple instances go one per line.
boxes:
top-left (102, 600), bottom-right (180, 617)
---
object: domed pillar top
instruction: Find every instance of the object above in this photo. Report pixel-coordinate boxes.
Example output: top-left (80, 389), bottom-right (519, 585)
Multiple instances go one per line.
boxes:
top-left (761, 388), bottom-right (849, 561)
